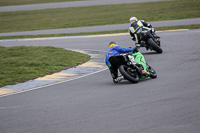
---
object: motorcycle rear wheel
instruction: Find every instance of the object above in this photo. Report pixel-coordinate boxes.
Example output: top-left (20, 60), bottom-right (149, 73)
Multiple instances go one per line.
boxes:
top-left (147, 38), bottom-right (163, 54)
top-left (119, 65), bottom-right (139, 83)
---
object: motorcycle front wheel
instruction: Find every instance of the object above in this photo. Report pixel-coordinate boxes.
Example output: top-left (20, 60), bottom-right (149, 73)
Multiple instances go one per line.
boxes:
top-left (147, 38), bottom-right (163, 54)
top-left (147, 64), bottom-right (157, 78)
top-left (119, 65), bottom-right (139, 83)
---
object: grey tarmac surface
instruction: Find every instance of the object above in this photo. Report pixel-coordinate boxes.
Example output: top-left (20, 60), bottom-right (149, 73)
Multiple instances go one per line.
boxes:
top-left (0, 29), bottom-right (200, 133)
top-left (1, 18), bottom-right (200, 37)
top-left (0, 0), bottom-right (167, 12)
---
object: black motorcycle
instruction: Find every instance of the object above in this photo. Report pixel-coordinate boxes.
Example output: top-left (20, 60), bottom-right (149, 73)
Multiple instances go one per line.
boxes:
top-left (134, 27), bottom-right (162, 53)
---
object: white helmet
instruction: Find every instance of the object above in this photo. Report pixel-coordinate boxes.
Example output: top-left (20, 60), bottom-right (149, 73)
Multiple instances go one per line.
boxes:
top-left (129, 17), bottom-right (138, 23)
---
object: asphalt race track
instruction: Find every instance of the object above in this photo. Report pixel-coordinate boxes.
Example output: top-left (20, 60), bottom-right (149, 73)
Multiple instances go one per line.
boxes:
top-left (0, 29), bottom-right (200, 133)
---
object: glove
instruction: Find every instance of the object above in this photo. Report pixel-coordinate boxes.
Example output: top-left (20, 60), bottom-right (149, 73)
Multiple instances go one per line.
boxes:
top-left (133, 47), bottom-right (139, 53)
top-left (147, 23), bottom-right (152, 28)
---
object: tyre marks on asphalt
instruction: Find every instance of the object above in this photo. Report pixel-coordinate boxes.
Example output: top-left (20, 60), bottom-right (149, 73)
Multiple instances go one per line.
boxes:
top-left (0, 49), bottom-right (106, 97)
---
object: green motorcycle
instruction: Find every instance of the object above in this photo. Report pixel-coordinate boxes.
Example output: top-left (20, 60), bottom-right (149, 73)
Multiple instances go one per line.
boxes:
top-left (109, 48), bottom-right (157, 83)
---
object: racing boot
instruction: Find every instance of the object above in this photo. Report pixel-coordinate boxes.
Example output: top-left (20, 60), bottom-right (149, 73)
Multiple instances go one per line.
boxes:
top-left (136, 41), bottom-right (145, 47)
top-left (135, 43), bottom-right (141, 47)
top-left (113, 76), bottom-right (124, 83)
top-left (140, 41), bottom-right (146, 47)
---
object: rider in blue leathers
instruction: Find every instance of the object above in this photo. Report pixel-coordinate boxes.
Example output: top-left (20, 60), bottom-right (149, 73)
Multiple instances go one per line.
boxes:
top-left (105, 42), bottom-right (135, 83)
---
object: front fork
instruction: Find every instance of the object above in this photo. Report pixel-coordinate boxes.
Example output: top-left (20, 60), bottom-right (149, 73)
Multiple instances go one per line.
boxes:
top-left (151, 32), bottom-right (161, 46)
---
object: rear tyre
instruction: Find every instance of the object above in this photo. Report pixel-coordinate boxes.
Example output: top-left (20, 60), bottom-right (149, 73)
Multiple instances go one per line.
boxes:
top-left (147, 38), bottom-right (162, 54)
top-left (119, 65), bottom-right (139, 83)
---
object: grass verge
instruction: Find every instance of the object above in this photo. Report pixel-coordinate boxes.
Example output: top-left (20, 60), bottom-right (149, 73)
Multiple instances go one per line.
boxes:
top-left (0, 24), bottom-right (199, 40)
top-left (0, 0), bottom-right (199, 33)
top-left (0, 46), bottom-right (90, 87)
top-left (0, 0), bottom-right (84, 6)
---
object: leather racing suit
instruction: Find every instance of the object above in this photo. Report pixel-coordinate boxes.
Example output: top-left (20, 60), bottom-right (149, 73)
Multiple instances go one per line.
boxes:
top-left (129, 20), bottom-right (152, 44)
top-left (105, 45), bottom-right (134, 80)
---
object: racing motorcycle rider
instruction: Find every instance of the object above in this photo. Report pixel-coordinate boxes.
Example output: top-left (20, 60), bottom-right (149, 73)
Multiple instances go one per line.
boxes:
top-left (105, 42), bottom-right (136, 83)
top-left (129, 17), bottom-right (159, 47)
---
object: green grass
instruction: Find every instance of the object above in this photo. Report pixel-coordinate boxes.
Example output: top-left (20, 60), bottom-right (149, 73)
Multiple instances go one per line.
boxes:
top-left (0, 24), bottom-right (199, 40)
top-left (0, 0), bottom-right (84, 6)
top-left (0, 0), bottom-right (200, 87)
top-left (0, 0), bottom-right (199, 33)
top-left (0, 46), bottom-right (90, 87)
top-left (155, 24), bottom-right (200, 31)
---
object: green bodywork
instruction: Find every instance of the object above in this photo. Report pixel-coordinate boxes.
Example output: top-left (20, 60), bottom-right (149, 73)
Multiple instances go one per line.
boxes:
top-left (132, 51), bottom-right (150, 79)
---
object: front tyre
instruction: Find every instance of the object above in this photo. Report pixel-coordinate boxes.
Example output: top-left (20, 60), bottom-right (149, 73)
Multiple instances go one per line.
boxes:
top-left (147, 38), bottom-right (162, 54)
top-left (119, 65), bottom-right (139, 83)
top-left (147, 64), bottom-right (157, 78)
